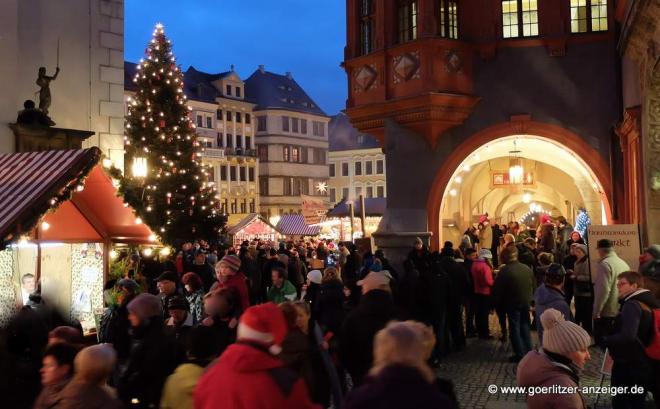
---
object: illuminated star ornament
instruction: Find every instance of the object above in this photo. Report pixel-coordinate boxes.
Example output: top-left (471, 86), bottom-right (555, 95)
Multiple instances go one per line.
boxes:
top-left (316, 181), bottom-right (328, 193)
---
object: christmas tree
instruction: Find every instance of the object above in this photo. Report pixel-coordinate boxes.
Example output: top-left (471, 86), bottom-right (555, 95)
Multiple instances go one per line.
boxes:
top-left (575, 208), bottom-right (591, 242)
top-left (114, 23), bottom-right (222, 245)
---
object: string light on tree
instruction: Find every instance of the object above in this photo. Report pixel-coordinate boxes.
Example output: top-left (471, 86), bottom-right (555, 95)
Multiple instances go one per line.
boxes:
top-left (111, 23), bottom-right (223, 245)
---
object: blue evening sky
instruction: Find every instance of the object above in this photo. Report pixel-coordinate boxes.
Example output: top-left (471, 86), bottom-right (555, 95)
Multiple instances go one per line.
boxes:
top-left (125, 0), bottom-right (347, 116)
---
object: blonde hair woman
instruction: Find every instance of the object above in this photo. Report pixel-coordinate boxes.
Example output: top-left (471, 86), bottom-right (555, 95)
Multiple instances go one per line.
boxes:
top-left (344, 321), bottom-right (455, 409)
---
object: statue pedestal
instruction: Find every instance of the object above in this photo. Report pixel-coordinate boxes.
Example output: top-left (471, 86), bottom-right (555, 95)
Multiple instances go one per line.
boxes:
top-left (9, 123), bottom-right (94, 152)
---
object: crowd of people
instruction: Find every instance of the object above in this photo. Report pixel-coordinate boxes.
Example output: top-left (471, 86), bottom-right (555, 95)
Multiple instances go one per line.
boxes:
top-left (3, 213), bottom-right (660, 409)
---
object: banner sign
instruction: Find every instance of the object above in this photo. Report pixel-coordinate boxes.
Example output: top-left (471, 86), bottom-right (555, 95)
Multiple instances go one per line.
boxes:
top-left (301, 194), bottom-right (327, 225)
top-left (587, 224), bottom-right (641, 276)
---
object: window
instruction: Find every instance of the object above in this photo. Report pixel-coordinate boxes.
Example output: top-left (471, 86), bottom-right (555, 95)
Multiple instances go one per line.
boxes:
top-left (222, 199), bottom-right (228, 214)
top-left (314, 148), bottom-right (327, 164)
top-left (226, 134), bottom-right (233, 148)
top-left (376, 159), bottom-right (384, 174)
top-left (226, 84), bottom-right (232, 96)
top-left (291, 147), bottom-right (300, 163)
top-left (292, 118), bottom-right (299, 133)
top-left (329, 188), bottom-right (336, 203)
top-left (217, 132), bottom-right (224, 147)
top-left (342, 187), bottom-right (349, 200)
top-left (283, 146), bottom-right (290, 162)
top-left (366, 186), bottom-right (374, 198)
top-left (341, 162), bottom-right (349, 176)
top-left (293, 178), bottom-right (302, 196)
top-left (301, 119), bottom-right (307, 134)
top-left (355, 161), bottom-right (362, 176)
top-left (257, 116), bottom-right (267, 131)
top-left (283, 177), bottom-right (292, 196)
top-left (355, 186), bottom-right (363, 197)
top-left (571, 0), bottom-right (607, 33)
top-left (360, 0), bottom-right (375, 55)
top-left (246, 136), bottom-right (252, 149)
top-left (301, 147), bottom-right (308, 163)
top-left (259, 176), bottom-right (269, 195)
top-left (329, 163), bottom-right (336, 177)
top-left (235, 87), bottom-right (241, 97)
top-left (240, 167), bottom-right (246, 181)
top-left (236, 112), bottom-right (242, 123)
top-left (216, 109), bottom-right (223, 119)
top-left (226, 111), bottom-right (232, 121)
top-left (246, 113), bottom-right (251, 124)
top-left (249, 199), bottom-right (255, 213)
top-left (312, 121), bottom-right (325, 137)
top-left (282, 116), bottom-right (290, 132)
top-left (249, 167), bottom-right (255, 181)
top-left (240, 200), bottom-right (246, 213)
top-left (438, 0), bottom-right (458, 39)
top-left (398, 1), bottom-right (418, 43)
top-left (502, 0), bottom-right (538, 38)
top-left (206, 116), bottom-right (212, 129)
top-left (377, 185), bottom-right (385, 197)
top-left (258, 145), bottom-right (268, 161)
top-left (196, 115), bottom-right (203, 127)
top-left (207, 169), bottom-right (215, 182)
top-left (236, 135), bottom-right (243, 148)
top-left (220, 166), bottom-right (227, 181)
top-left (230, 166), bottom-right (237, 181)
top-left (365, 160), bottom-right (373, 175)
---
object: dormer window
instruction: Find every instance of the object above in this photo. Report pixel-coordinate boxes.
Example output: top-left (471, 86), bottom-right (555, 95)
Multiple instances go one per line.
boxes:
top-left (226, 84), bottom-right (232, 96)
top-left (235, 87), bottom-right (241, 97)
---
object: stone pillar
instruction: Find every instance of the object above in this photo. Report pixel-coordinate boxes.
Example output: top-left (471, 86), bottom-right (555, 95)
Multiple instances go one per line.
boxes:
top-left (644, 68), bottom-right (660, 244)
top-left (372, 119), bottom-right (435, 274)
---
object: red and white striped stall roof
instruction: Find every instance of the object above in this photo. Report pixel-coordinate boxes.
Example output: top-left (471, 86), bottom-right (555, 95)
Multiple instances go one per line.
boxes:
top-left (276, 214), bottom-right (320, 236)
top-left (0, 148), bottom-right (100, 243)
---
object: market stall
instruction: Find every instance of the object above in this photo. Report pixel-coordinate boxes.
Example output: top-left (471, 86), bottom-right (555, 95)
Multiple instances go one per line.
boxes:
top-left (275, 214), bottom-right (320, 239)
top-left (0, 148), bottom-right (155, 330)
top-left (326, 198), bottom-right (386, 241)
top-left (227, 213), bottom-right (280, 246)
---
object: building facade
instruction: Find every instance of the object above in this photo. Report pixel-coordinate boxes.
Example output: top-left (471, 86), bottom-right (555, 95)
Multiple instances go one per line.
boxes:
top-left (245, 66), bottom-right (330, 218)
top-left (328, 112), bottom-right (386, 205)
top-left (0, 0), bottom-right (125, 167)
top-left (124, 63), bottom-right (260, 226)
top-left (343, 0), bottom-right (634, 268)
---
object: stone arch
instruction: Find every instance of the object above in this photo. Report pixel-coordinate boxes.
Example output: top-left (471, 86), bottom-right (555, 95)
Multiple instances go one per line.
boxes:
top-left (426, 119), bottom-right (613, 250)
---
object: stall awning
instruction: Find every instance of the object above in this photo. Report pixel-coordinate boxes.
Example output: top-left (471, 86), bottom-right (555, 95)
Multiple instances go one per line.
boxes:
top-left (227, 213), bottom-right (279, 236)
top-left (327, 198), bottom-right (386, 218)
top-left (0, 147), bottom-right (154, 247)
top-left (0, 148), bottom-right (100, 247)
top-left (276, 214), bottom-right (320, 236)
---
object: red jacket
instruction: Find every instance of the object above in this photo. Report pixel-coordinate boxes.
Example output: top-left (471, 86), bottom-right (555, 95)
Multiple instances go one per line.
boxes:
top-left (212, 272), bottom-right (250, 312)
top-left (194, 342), bottom-right (320, 409)
top-left (471, 259), bottom-right (494, 295)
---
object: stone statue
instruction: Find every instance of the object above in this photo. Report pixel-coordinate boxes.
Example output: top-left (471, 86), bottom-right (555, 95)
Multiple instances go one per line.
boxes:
top-left (36, 66), bottom-right (59, 115)
top-left (16, 100), bottom-right (53, 126)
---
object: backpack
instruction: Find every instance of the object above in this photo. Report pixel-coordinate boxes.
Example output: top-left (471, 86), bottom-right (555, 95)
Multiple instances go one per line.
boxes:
top-left (637, 301), bottom-right (660, 360)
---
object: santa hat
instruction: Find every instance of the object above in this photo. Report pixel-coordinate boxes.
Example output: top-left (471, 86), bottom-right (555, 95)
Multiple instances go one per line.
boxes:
top-left (479, 214), bottom-right (489, 224)
top-left (541, 214), bottom-right (552, 224)
top-left (237, 303), bottom-right (288, 355)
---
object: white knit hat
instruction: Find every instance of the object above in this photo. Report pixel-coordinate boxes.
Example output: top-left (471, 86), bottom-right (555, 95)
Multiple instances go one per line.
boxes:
top-left (307, 270), bottom-right (322, 284)
top-left (541, 309), bottom-right (591, 355)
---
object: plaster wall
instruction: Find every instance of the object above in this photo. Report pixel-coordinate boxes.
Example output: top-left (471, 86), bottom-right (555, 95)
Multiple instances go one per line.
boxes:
top-left (0, 0), bottom-right (125, 168)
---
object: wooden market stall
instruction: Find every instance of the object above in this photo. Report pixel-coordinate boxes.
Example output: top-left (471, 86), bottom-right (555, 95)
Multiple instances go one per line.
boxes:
top-left (326, 198), bottom-right (386, 241)
top-left (227, 213), bottom-right (280, 246)
top-left (0, 148), bottom-right (154, 330)
top-left (275, 214), bottom-right (320, 239)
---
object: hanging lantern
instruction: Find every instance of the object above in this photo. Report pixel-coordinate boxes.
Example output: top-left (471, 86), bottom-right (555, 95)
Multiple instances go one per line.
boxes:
top-left (508, 140), bottom-right (523, 184)
top-left (132, 156), bottom-right (148, 178)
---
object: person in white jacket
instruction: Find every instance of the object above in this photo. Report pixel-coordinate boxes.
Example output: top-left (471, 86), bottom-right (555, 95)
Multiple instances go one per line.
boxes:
top-left (592, 239), bottom-right (630, 344)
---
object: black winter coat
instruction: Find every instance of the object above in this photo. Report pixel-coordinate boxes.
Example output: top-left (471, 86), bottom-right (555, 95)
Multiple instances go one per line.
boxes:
top-left (343, 365), bottom-right (456, 409)
top-left (339, 290), bottom-right (396, 387)
top-left (415, 261), bottom-right (450, 324)
top-left (318, 279), bottom-right (346, 334)
top-left (118, 319), bottom-right (183, 408)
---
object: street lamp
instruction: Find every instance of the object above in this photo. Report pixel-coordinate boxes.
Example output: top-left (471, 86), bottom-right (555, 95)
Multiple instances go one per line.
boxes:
top-left (132, 157), bottom-right (148, 178)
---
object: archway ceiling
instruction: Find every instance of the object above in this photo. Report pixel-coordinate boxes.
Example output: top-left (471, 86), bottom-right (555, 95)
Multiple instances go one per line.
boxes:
top-left (454, 135), bottom-right (601, 194)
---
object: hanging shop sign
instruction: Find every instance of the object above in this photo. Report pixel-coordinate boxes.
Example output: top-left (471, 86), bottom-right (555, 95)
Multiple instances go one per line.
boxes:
top-left (301, 194), bottom-right (327, 225)
top-left (490, 170), bottom-right (535, 188)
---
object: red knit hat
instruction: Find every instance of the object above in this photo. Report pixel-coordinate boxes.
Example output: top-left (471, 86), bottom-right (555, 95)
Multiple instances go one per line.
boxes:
top-left (218, 254), bottom-right (241, 274)
top-left (237, 303), bottom-right (288, 354)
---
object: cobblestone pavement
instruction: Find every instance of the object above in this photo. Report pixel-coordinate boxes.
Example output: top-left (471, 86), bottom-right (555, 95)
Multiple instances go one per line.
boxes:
top-left (436, 315), bottom-right (615, 409)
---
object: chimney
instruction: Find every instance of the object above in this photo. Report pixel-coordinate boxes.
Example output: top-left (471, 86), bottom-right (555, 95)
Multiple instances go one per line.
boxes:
top-left (285, 71), bottom-right (293, 80)
top-left (258, 64), bottom-right (265, 73)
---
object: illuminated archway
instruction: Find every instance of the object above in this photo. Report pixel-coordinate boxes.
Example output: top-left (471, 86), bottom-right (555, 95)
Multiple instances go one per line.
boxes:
top-left (427, 120), bottom-right (613, 250)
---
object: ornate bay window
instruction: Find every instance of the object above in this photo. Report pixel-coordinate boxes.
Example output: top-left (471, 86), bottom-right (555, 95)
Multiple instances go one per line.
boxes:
top-left (398, 0), bottom-right (418, 43)
top-left (502, 0), bottom-right (538, 38)
top-left (438, 0), bottom-right (458, 39)
top-left (360, 0), bottom-right (375, 55)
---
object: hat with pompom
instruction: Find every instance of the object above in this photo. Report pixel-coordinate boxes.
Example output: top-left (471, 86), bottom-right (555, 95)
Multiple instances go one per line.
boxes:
top-left (237, 303), bottom-right (288, 355)
top-left (541, 308), bottom-right (591, 355)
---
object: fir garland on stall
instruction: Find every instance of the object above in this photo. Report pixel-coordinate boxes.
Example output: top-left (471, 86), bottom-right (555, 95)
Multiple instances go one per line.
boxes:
top-left (113, 23), bottom-right (223, 245)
